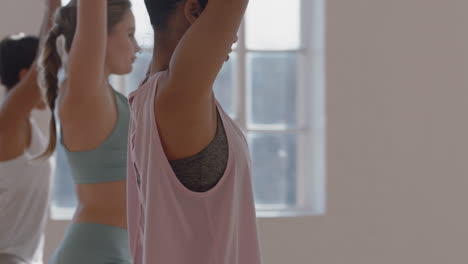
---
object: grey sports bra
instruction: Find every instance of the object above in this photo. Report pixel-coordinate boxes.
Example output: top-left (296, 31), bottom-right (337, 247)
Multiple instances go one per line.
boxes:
top-left (59, 90), bottom-right (130, 184)
top-left (169, 110), bottom-right (228, 192)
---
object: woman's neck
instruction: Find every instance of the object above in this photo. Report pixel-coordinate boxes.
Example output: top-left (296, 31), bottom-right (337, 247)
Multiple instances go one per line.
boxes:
top-left (151, 31), bottom-right (180, 74)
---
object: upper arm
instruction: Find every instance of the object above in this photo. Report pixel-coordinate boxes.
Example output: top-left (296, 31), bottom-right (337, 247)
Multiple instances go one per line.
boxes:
top-left (164, 0), bottom-right (249, 102)
top-left (57, 0), bottom-right (119, 151)
top-left (65, 0), bottom-right (107, 101)
top-left (153, 0), bottom-right (248, 160)
top-left (0, 67), bottom-right (41, 132)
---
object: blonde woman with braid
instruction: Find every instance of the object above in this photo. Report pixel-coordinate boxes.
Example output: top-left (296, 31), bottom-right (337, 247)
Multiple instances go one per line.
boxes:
top-left (39, 0), bottom-right (140, 263)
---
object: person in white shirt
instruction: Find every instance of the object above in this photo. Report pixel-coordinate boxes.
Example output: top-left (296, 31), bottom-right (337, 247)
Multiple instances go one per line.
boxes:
top-left (0, 1), bottom-right (61, 263)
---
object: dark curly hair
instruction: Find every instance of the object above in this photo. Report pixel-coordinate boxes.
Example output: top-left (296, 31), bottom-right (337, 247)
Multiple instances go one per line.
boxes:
top-left (0, 34), bottom-right (39, 90)
top-left (145, 0), bottom-right (208, 29)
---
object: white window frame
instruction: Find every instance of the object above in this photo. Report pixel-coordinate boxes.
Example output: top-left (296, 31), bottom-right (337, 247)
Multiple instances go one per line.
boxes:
top-left (231, 0), bottom-right (326, 217)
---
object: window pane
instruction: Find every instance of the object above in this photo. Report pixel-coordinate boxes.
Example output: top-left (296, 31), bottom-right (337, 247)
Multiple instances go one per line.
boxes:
top-left (246, 0), bottom-right (301, 50)
top-left (214, 53), bottom-right (237, 118)
top-left (249, 133), bottom-right (298, 206)
top-left (247, 52), bottom-right (298, 128)
top-left (132, 0), bottom-right (154, 48)
top-left (126, 51), bottom-right (153, 95)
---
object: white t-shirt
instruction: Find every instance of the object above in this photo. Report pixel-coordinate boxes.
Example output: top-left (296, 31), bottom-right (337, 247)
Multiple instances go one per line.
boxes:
top-left (0, 119), bottom-right (53, 264)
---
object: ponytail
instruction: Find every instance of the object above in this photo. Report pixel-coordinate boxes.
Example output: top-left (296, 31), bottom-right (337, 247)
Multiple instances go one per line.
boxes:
top-left (35, 0), bottom-right (131, 159)
top-left (36, 26), bottom-right (62, 159)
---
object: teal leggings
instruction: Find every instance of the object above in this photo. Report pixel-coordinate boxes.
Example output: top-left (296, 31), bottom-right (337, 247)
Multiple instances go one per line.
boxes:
top-left (48, 223), bottom-right (131, 264)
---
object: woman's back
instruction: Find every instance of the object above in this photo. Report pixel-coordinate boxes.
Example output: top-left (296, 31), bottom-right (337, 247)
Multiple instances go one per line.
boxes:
top-left (57, 88), bottom-right (130, 228)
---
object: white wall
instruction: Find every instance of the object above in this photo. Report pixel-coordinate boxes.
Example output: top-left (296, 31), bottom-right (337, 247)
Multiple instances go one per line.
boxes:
top-left (2, 0), bottom-right (468, 263)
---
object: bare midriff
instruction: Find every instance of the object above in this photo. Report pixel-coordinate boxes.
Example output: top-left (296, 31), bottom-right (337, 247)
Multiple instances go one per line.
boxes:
top-left (73, 180), bottom-right (127, 229)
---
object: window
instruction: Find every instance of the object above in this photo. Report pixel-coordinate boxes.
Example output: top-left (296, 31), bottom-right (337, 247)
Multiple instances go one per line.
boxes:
top-left (52, 0), bottom-right (326, 219)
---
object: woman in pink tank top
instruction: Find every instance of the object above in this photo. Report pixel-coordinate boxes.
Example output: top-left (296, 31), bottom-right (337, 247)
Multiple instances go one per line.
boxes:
top-left (127, 0), bottom-right (262, 263)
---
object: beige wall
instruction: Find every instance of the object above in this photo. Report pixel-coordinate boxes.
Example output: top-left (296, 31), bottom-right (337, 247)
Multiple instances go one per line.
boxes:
top-left (2, 0), bottom-right (468, 263)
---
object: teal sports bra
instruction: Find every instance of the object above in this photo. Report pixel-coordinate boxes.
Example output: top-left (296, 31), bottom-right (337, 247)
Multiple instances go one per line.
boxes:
top-left (59, 90), bottom-right (130, 184)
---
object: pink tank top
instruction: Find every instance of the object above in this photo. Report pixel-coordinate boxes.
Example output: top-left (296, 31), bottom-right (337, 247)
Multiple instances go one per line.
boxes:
top-left (127, 72), bottom-right (262, 264)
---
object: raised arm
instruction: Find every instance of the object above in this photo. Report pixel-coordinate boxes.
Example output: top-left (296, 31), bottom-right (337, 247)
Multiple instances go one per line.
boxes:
top-left (0, 0), bottom-right (61, 131)
top-left (62, 0), bottom-right (107, 102)
top-left (164, 0), bottom-right (248, 101)
top-left (154, 0), bottom-right (248, 160)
